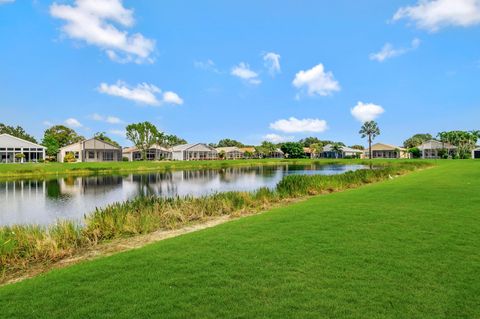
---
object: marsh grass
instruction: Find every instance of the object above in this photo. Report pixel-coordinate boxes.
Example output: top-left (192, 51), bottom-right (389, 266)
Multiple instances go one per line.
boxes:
top-left (0, 161), bottom-right (431, 280)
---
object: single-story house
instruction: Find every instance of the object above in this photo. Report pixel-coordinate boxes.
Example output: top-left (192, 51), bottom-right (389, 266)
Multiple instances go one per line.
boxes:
top-left (368, 143), bottom-right (410, 159)
top-left (216, 147), bottom-right (245, 160)
top-left (171, 143), bottom-right (218, 161)
top-left (417, 140), bottom-right (457, 159)
top-left (58, 138), bottom-right (122, 162)
top-left (239, 147), bottom-right (258, 158)
top-left (322, 144), bottom-right (363, 159)
top-left (0, 133), bottom-right (46, 163)
top-left (270, 148), bottom-right (284, 158)
top-left (123, 144), bottom-right (172, 161)
top-left (472, 147), bottom-right (480, 159)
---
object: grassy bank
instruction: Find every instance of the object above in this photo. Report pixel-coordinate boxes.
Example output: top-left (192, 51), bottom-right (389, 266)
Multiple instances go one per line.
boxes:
top-left (0, 158), bottom-right (340, 179)
top-left (1, 161), bottom-right (478, 318)
top-left (0, 161), bottom-right (430, 282)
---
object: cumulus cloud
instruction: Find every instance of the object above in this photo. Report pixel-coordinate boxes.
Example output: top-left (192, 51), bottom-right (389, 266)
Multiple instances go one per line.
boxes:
top-left (0, 0), bottom-right (15, 4)
top-left (231, 62), bottom-right (261, 85)
top-left (263, 134), bottom-right (294, 143)
top-left (263, 52), bottom-right (281, 75)
top-left (269, 117), bottom-right (328, 133)
top-left (351, 102), bottom-right (385, 122)
top-left (393, 0), bottom-right (480, 31)
top-left (50, 0), bottom-right (155, 63)
top-left (370, 38), bottom-right (421, 62)
top-left (65, 118), bottom-right (82, 128)
top-left (194, 59), bottom-right (221, 73)
top-left (91, 113), bottom-right (124, 124)
top-left (292, 64), bottom-right (340, 97)
top-left (98, 81), bottom-right (183, 106)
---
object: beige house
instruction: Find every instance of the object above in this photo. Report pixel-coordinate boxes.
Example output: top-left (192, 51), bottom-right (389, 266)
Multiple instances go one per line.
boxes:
top-left (171, 143), bottom-right (218, 161)
top-left (322, 144), bottom-right (364, 159)
top-left (216, 147), bottom-right (245, 160)
top-left (58, 138), bottom-right (122, 162)
top-left (0, 133), bottom-right (46, 163)
top-left (123, 144), bottom-right (172, 161)
top-left (368, 143), bottom-right (409, 159)
top-left (417, 140), bottom-right (456, 159)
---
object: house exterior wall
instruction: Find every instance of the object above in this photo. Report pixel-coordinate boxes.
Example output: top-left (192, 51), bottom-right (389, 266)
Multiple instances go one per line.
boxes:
top-left (58, 139), bottom-right (122, 163)
top-left (0, 134), bottom-right (46, 163)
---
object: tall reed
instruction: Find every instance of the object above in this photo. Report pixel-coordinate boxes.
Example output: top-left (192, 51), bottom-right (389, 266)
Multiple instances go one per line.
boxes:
top-left (0, 161), bottom-right (431, 280)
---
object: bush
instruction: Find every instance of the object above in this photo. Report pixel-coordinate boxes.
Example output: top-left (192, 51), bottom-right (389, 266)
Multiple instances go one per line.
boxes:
top-left (64, 152), bottom-right (76, 163)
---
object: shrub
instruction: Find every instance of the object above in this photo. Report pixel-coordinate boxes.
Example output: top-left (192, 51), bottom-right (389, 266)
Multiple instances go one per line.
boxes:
top-left (64, 152), bottom-right (76, 163)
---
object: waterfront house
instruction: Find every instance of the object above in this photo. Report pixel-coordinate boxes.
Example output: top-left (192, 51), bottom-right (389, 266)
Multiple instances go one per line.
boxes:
top-left (239, 147), bottom-right (258, 158)
top-left (472, 147), bottom-right (480, 159)
top-left (322, 144), bottom-right (363, 159)
top-left (417, 140), bottom-right (456, 159)
top-left (368, 143), bottom-right (409, 159)
top-left (270, 148), bottom-right (284, 158)
top-left (216, 147), bottom-right (245, 160)
top-left (58, 138), bottom-right (122, 162)
top-left (171, 143), bottom-right (218, 161)
top-left (123, 144), bottom-right (172, 161)
top-left (0, 133), bottom-right (46, 163)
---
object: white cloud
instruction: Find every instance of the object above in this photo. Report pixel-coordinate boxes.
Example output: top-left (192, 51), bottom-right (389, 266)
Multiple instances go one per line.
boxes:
top-left (270, 117), bottom-right (329, 133)
top-left (292, 64), bottom-right (340, 97)
top-left (393, 0), bottom-right (480, 31)
top-left (263, 134), bottom-right (294, 143)
top-left (351, 102), bottom-right (385, 122)
top-left (370, 38), bottom-right (421, 62)
top-left (231, 62), bottom-right (261, 85)
top-left (0, 0), bottom-right (15, 4)
top-left (263, 52), bottom-right (281, 75)
top-left (162, 91), bottom-right (184, 105)
top-left (50, 0), bottom-right (155, 63)
top-left (65, 118), bottom-right (83, 128)
top-left (98, 81), bottom-right (183, 106)
top-left (91, 113), bottom-right (124, 124)
top-left (194, 59), bottom-right (221, 73)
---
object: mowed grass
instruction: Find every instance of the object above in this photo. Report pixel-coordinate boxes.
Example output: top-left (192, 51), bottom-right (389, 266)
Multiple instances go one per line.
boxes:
top-left (1, 160), bottom-right (479, 318)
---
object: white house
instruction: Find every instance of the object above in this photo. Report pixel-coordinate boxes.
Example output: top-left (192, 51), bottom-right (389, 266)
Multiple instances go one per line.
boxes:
top-left (58, 138), bottom-right (122, 162)
top-left (123, 144), bottom-right (172, 161)
top-left (322, 144), bottom-right (364, 159)
top-left (171, 143), bottom-right (218, 161)
top-left (215, 147), bottom-right (245, 160)
top-left (417, 140), bottom-right (456, 159)
top-left (0, 133), bottom-right (46, 163)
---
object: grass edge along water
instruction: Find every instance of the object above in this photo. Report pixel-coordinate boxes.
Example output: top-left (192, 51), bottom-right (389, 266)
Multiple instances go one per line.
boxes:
top-left (0, 161), bottom-right (431, 282)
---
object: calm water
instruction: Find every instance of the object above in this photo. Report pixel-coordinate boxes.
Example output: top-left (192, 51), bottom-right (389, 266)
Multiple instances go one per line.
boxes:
top-left (0, 164), bottom-right (365, 226)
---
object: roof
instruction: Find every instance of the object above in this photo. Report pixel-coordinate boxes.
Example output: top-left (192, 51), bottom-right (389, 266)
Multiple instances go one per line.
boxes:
top-left (171, 143), bottom-right (216, 152)
top-left (417, 140), bottom-right (456, 150)
top-left (216, 147), bottom-right (244, 153)
top-left (323, 144), bottom-right (363, 153)
top-left (59, 138), bottom-right (121, 151)
top-left (122, 144), bottom-right (171, 153)
top-left (371, 143), bottom-right (406, 151)
top-left (240, 147), bottom-right (256, 153)
top-left (0, 133), bottom-right (45, 149)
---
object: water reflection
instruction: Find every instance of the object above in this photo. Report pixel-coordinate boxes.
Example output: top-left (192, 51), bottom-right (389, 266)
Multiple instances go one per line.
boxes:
top-left (0, 164), bottom-right (365, 226)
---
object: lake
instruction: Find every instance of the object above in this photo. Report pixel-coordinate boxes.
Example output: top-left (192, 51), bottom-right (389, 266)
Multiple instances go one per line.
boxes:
top-left (0, 164), bottom-right (365, 226)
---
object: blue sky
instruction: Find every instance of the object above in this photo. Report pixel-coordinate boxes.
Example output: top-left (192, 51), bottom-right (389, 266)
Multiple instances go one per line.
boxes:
top-left (1, 0), bottom-right (479, 147)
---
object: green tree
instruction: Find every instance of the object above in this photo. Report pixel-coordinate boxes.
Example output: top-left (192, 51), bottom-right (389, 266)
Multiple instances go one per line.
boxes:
top-left (0, 123), bottom-right (37, 143)
top-left (42, 135), bottom-right (60, 159)
top-left (359, 121), bottom-right (380, 160)
top-left (408, 147), bottom-right (421, 159)
top-left (216, 139), bottom-right (244, 148)
top-left (280, 142), bottom-right (305, 159)
top-left (94, 132), bottom-right (121, 148)
top-left (126, 122), bottom-right (163, 160)
top-left (349, 145), bottom-right (365, 150)
top-left (330, 143), bottom-right (343, 159)
top-left (42, 125), bottom-right (84, 148)
top-left (437, 130), bottom-right (479, 159)
top-left (163, 134), bottom-right (187, 147)
top-left (309, 143), bottom-right (324, 158)
top-left (255, 141), bottom-right (277, 158)
top-left (403, 133), bottom-right (433, 149)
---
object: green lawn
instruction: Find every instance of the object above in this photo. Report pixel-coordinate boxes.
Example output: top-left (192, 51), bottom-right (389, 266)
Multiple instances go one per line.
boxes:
top-left (1, 160), bottom-right (479, 318)
top-left (0, 158), bottom-right (337, 178)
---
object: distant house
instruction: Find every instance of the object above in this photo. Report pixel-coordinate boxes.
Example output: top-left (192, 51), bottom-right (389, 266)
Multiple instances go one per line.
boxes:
top-left (216, 147), bottom-right (245, 160)
top-left (303, 147), bottom-right (314, 158)
top-left (270, 148), bottom-right (284, 159)
top-left (322, 144), bottom-right (363, 159)
top-left (368, 143), bottom-right (409, 159)
top-left (0, 133), bottom-right (46, 163)
top-left (171, 143), bottom-right (218, 161)
top-left (58, 138), bottom-right (122, 162)
top-left (417, 140), bottom-right (456, 159)
top-left (239, 147), bottom-right (257, 158)
top-left (123, 144), bottom-right (172, 161)
top-left (472, 147), bottom-right (480, 159)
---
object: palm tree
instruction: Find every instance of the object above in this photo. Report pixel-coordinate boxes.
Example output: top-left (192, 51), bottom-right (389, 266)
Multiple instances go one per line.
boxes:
top-left (330, 143), bottom-right (343, 159)
top-left (359, 121), bottom-right (380, 160)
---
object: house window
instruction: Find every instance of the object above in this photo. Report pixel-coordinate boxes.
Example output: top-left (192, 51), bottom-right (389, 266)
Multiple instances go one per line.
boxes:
top-left (88, 151), bottom-right (95, 159)
top-left (74, 152), bottom-right (79, 159)
top-left (103, 151), bottom-right (114, 161)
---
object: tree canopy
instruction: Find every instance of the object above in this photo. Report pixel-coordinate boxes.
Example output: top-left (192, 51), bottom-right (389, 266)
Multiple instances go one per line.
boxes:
top-left (215, 139), bottom-right (244, 148)
top-left (437, 130), bottom-right (480, 159)
top-left (94, 132), bottom-right (121, 148)
top-left (255, 141), bottom-right (277, 157)
top-left (163, 134), bottom-right (187, 147)
top-left (0, 123), bottom-right (37, 143)
top-left (359, 121), bottom-right (380, 159)
top-left (280, 142), bottom-right (305, 159)
top-left (403, 133), bottom-right (432, 148)
top-left (42, 125), bottom-right (84, 148)
top-left (126, 122), bottom-right (163, 160)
